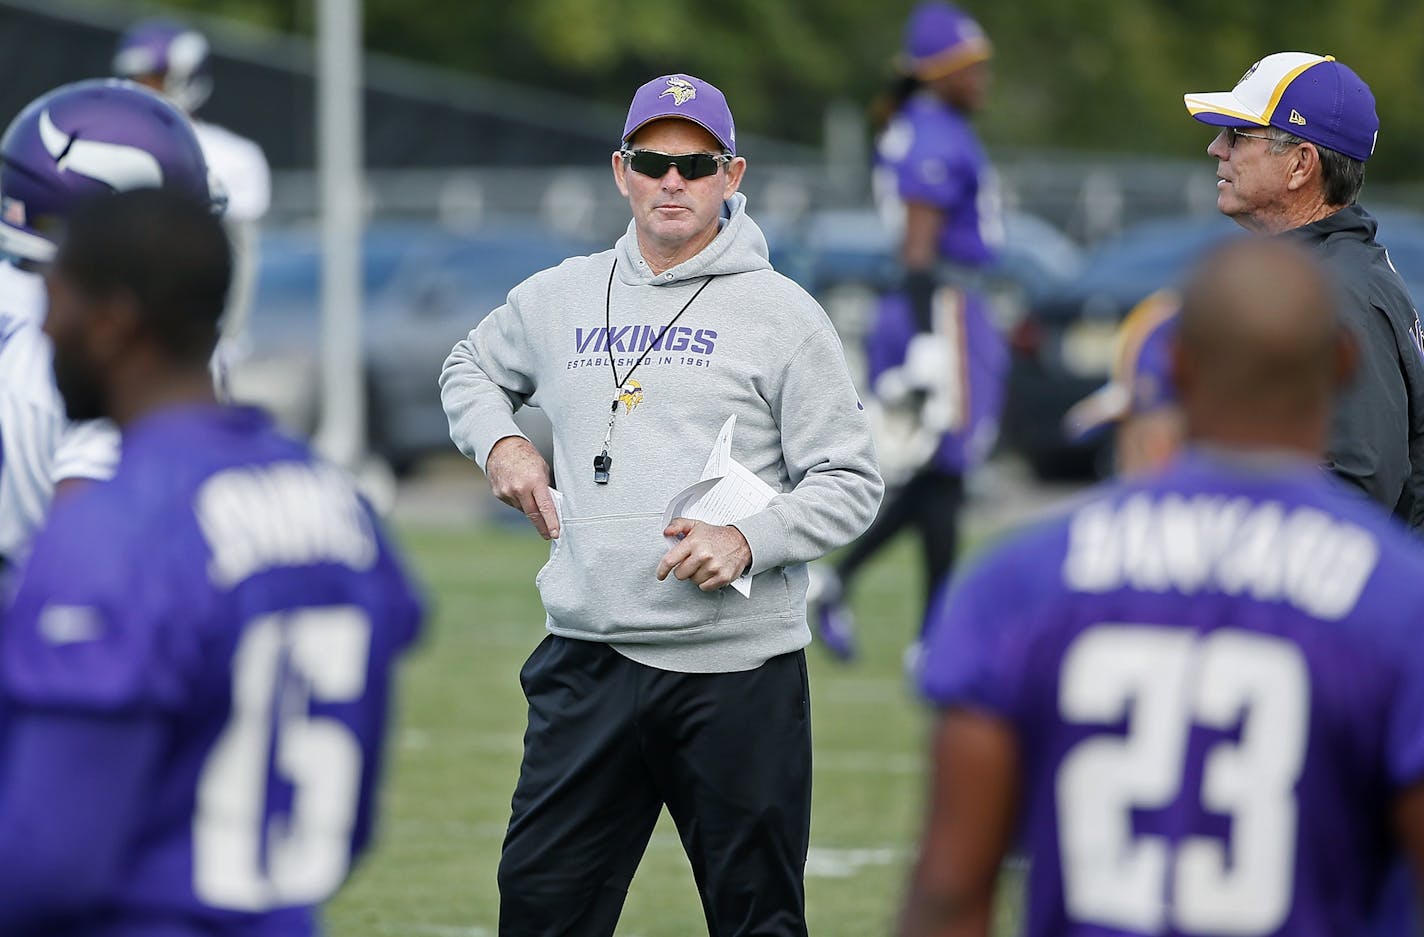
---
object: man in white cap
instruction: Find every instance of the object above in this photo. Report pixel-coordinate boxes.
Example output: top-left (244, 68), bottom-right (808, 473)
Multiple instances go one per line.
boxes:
top-left (1185, 52), bottom-right (1424, 527)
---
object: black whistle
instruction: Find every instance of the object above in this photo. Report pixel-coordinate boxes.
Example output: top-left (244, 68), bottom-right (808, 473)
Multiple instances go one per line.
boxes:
top-left (593, 451), bottom-right (612, 485)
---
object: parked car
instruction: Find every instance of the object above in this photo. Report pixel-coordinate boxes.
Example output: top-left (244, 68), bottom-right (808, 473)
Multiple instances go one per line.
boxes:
top-left (770, 207), bottom-right (1083, 307)
top-left (1001, 213), bottom-right (1235, 478)
top-left (766, 207), bottom-right (1083, 386)
top-left (228, 220), bottom-right (598, 473)
top-left (1002, 207), bottom-right (1424, 479)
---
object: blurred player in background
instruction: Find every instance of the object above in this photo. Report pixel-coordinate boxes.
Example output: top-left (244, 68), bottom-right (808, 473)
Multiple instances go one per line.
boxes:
top-left (0, 79), bottom-right (216, 574)
top-left (1062, 288), bottom-right (1182, 477)
top-left (0, 188), bottom-right (421, 935)
top-left (899, 237), bottom-right (1424, 937)
top-left (808, 0), bottom-right (1006, 664)
top-left (1185, 52), bottom-right (1424, 527)
top-left (115, 18), bottom-right (272, 392)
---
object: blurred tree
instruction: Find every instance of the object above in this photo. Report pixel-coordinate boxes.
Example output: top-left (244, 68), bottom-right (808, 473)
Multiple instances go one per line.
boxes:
top-left (151, 0), bottom-right (1424, 181)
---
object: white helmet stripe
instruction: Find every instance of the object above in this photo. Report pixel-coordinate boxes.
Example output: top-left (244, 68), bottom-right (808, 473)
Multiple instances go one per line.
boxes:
top-left (39, 108), bottom-right (164, 191)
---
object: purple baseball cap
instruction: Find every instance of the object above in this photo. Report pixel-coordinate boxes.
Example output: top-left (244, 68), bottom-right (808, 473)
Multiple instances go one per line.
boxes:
top-left (1064, 289), bottom-right (1179, 441)
top-left (900, 2), bottom-right (991, 81)
top-left (621, 74), bottom-right (736, 154)
top-left (1184, 52), bottom-right (1378, 162)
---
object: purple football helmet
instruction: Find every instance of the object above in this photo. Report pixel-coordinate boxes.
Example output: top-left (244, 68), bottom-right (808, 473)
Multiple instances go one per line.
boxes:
top-left (113, 19), bottom-right (212, 113)
top-left (0, 79), bottom-right (216, 262)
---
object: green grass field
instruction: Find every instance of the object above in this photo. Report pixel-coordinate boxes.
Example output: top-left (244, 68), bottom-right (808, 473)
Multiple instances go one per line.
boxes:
top-left (326, 521), bottom-right (938, 937)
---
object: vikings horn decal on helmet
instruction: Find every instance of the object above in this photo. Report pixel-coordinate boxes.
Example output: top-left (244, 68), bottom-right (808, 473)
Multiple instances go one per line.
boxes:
top-left (113, 19), bottom-right (213, 114)
top-left (39, 109), bottom-right (164, 191)
top-left (0, 79), bottom-right (215, 262)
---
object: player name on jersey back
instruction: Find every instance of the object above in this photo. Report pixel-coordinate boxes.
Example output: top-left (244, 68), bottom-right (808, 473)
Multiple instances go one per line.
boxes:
top-left (1063, 492), bottom-right (1380, 619)
top-left (195, 461), bottom-right (377, 588)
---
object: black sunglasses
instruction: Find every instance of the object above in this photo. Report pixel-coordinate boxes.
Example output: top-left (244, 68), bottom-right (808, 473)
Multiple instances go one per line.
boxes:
top-left (621, 149), bottom-right (729, 180)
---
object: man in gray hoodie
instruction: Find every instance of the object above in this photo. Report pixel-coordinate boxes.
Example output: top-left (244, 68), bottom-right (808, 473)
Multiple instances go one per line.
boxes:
top-left (441, 73), bottom-right (883, 936)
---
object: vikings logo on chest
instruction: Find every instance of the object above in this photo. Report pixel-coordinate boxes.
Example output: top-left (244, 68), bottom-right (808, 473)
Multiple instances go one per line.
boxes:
top-left (618, 379), bottom-right (644, 412)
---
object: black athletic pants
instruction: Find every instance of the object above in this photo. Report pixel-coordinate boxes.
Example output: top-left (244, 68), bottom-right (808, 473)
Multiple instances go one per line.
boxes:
top-left (498, 635), bottom-right (812, 937)
top-left (835, 467), bottom-right (964, 627)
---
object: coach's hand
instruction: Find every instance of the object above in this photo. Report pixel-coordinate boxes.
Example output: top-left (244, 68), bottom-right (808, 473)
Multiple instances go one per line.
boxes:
top-left (486, 436), bottom-right (560, 540)
top-left (657, 519), bottom-right (752, 591)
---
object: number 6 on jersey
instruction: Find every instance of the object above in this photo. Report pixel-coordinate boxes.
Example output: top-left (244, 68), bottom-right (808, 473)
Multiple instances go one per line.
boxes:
top-left (193, 607), bottom-right (373, 910)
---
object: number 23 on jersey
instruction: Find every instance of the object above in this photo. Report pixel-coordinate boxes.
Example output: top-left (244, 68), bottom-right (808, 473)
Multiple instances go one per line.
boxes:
top-left (1056, 624), bottom-right (1309, 936)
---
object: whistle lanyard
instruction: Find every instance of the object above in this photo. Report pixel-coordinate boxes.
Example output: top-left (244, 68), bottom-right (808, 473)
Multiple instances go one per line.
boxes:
top-left (595, 258), bottom-right (716, 484)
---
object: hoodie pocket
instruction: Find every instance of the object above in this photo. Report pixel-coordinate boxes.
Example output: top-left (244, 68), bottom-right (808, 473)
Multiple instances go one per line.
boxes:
top-left (536, 511), bottom-right (726, 638)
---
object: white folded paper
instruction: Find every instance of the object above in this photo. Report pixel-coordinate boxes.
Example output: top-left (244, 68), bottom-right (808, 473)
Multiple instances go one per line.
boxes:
top-left (662, 415), bottom-right (777, 597)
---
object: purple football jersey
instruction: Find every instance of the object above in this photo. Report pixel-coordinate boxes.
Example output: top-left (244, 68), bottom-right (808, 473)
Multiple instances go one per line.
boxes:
top-left (870, 92), bottom-right (1007, 474)
top-left (0, 405), bottom-right (422, 936)
top-left (921, 449), bottom-right (1424, 937)
top-left (873, 91), bottom-right (1001, 269)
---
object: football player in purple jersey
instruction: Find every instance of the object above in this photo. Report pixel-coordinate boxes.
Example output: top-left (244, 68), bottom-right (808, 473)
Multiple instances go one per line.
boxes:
top-left (900, 236), bottom-right (1424, 937)
top-left (0, 189), bottom-right (422, 936)
top-left (809, 1), bottom-right (1007, 663)
top-left (0, 79), bottom-right (217, 574)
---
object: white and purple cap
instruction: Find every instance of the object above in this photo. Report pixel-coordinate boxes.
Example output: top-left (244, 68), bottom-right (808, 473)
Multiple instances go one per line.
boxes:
top-left (900, 2), bottom-right (991, 81)
top-left (621, 74), bottom-right (736, 155)
top-left (1063, 289), bottom-right (1179, 441)
top-left (1184, 52), bottom-right (1378, 162)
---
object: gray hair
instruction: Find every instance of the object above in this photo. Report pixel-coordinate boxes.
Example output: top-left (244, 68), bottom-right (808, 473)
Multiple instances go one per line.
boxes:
top-left (1265, 126), bottom-right (1366, 207)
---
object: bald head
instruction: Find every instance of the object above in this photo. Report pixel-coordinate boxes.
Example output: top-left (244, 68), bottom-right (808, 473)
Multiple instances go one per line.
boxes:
top-left (1173, 237), bottom-right (1353, 453)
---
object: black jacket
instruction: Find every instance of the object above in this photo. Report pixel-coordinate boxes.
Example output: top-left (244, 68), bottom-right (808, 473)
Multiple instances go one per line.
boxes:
top-left (1284, 204), bottom-right (1424, 527)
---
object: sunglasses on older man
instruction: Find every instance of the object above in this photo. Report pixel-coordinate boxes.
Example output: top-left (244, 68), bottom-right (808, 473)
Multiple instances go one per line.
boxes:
top-left (1224, 127), bottom-right (1281, 148)
top-left (620, 149), bottom-right (730, 180)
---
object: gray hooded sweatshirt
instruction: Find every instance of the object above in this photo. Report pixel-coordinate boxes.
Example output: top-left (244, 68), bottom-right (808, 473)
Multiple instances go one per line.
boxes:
top-left (440, 193), bottom-right (883, 672)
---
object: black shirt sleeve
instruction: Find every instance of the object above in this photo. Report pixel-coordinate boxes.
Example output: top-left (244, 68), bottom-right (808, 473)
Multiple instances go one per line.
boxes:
top-left (1326, 300), bottom-right (1411, 508)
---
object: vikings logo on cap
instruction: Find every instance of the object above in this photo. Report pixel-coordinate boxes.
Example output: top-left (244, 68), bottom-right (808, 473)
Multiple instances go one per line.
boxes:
top-left (660, 77), bottom-right (697, 107)
top-left (619, 379), bottom-right (644, 413)
top-left (621, 73), bottom-right (737, 154)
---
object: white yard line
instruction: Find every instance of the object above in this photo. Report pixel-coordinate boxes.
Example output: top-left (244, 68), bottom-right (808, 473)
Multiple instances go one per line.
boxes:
top-left (805, 845), bottom-right (907, 878)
